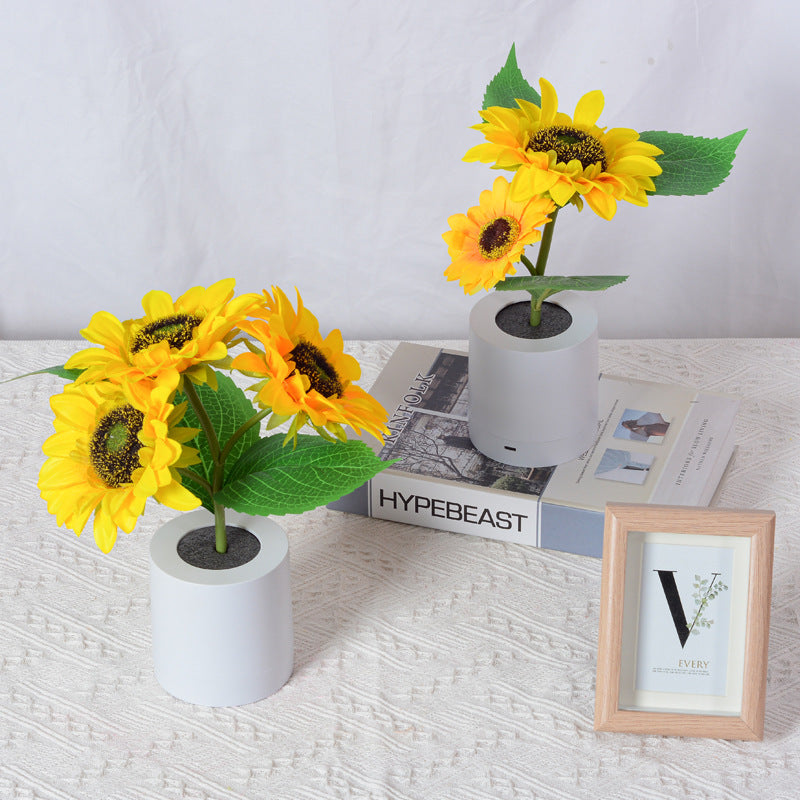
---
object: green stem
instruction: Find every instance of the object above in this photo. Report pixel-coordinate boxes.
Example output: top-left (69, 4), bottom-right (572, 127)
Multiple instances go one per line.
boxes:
top-left (533, 206), bottom-right (559, 276)
top-left (219, 408), bottom-right (270, 465)
top-left (182, 380), bottom-right (221, 462)
top-left (529, 298), bottom-right (542, 327)
top-left (182, 379), bottom-right (228, 554)
top-left (520, 253), bottom-right (537, 277)
top-left (213, 503), bottom-right (227, 554)
top-left (177, 468), bottom-right (213, 496)
top-left (523, 207), bottom-right (561, 328)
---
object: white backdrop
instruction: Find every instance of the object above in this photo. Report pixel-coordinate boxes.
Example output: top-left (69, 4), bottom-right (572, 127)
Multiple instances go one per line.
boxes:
top-left (1, 0), bottom-right (798, 341)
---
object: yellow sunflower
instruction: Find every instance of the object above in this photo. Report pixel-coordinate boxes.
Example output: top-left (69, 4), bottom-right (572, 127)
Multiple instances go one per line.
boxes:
top-left (66, 279), bottom-right (261, 392)
top-left (38, 380), bottom-right (201, 553)
top-left (464, 78), bottom-right (663, 220)
top-left (231, 287), bottom-right (389, 443)
top-left (443, 175), bottom-right (554, 294)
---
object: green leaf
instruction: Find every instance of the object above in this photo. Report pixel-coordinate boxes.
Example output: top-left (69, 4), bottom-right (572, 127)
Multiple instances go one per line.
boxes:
top-left (1, 364), bottom-right (83, 384)
top-left (216, 434), bottom-right (393, 517)
top-left (639, 129), bottom-right (746, 196)
top-left (496, 275), bottom-right (628, 294)
top-left (175, 372), bottom-right (261, 512)
top-left (482, 43), bottom-right (541, 111)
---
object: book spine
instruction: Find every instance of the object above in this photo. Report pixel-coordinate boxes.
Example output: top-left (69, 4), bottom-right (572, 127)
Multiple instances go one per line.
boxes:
top-left (330, 472), bottom-right (607, 558)
top-left (368, 471), bottom-right (541, 548)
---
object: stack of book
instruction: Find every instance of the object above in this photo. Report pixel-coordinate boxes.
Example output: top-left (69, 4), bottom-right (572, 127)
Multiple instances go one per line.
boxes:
top-left (329, 343), bottom-right (738, 558)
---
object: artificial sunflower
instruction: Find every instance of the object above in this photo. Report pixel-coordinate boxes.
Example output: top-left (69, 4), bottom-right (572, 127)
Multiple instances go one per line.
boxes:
top-left (231, 287), bottom-right (389, 443)
top-left (443, 175), bottom-right (554, 294)
top-left (464, 78), bottom-right (663, 220)
top-left (38, 380), bottom-right (201, 553)
top-left (66, 279), bottom-right (261, 392)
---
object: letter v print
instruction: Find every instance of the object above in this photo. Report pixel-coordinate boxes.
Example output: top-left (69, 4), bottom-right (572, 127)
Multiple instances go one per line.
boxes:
top-left (654, 571), bottom-right (721, 648)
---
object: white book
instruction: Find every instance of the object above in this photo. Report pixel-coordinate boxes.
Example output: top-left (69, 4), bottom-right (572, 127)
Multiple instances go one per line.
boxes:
top-left (329, 343), bottom-right (739, 557)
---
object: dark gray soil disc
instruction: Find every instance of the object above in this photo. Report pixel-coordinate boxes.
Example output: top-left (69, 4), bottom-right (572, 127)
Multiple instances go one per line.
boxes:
top-left (495, 301), bottom-right (572, 340)
top-left (177, 526), bottom-right (261, 570)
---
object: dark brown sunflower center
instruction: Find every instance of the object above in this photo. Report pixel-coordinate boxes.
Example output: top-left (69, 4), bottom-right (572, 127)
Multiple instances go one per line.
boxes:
top-left (130, 313), bottom-right (203, 354)
top-left (527, 125), bottom-right (607, 170)
top-left (89, 404), bottom-right (145, 488)
top-left (478, 216), bottom-right (521, 261)
top-left (290, 340), bottom-right (342, 398)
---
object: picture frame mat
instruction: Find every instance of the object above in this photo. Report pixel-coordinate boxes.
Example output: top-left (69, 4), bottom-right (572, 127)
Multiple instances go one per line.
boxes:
top-left (618, 530), bottom-right (751, 715)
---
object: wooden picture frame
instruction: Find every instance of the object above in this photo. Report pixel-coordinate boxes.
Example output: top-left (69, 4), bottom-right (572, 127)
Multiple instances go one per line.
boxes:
top-left (595, 503), bottom-right (775, 740)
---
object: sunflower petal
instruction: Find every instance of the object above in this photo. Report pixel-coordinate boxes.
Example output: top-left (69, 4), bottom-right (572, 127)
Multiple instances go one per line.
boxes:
top-left (154, 480), bottom-right (202, 511)
top-left (78, 311), bottom-right (125, 350)
top-left (463, 143), bottom-right (507, 164)
top-left (549, 179), bottom-right (579, 207)
top-left (584, 188), bottom-right (618, 220)
top-left (614, 154), bottom-right (663, 177)
top-left (573, 89), bottom-right (604, 129)
top-left (92, 509), bottom-right (119, 554)
top-left (140, 289), bottom-right (174, 319)
top-left (538, 78), bottom-right (559, 128)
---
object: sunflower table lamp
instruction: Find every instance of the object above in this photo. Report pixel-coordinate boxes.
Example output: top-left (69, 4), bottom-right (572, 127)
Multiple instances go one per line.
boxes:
top-left (32, 280), bottom-right (391, 706)
top-left (444, 45), bottom-right (745, 467)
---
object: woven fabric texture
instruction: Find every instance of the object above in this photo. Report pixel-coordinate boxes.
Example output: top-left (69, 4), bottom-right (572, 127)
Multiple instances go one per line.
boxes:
top-left (0, 339), bottom-right (798, 799)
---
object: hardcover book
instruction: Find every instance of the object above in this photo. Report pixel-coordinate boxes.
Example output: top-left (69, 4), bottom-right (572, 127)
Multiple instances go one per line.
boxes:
top-left (329, 343), bottom-right (739, 558)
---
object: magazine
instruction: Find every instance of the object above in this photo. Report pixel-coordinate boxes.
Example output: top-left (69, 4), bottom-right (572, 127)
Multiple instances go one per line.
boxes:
top-left (329, 343), bottom-right (739, 557)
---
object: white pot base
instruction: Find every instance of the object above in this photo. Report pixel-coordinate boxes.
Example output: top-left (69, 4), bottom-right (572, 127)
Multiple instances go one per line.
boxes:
top-left (150, 509), bottom-right (293, 707)
top-left (468, 292), bottom-right (599, 468)
top-left (468, 417), bottom-right (596, 468)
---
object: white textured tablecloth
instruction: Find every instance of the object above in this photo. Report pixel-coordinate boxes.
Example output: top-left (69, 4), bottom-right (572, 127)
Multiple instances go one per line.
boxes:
top-left (1, 339), bottom-right (798, 800)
